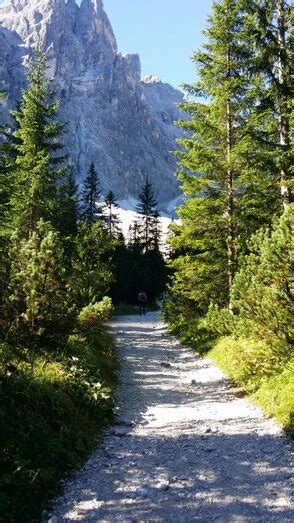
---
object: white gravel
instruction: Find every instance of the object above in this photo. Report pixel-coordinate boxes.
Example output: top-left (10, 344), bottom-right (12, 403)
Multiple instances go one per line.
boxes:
top-left (49, 312), bottom-right (293, 522)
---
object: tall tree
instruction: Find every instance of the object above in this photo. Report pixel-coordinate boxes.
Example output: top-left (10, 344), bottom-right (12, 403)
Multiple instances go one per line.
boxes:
top-left (11, 51), bottom-right (67, 237)
top-left (57, 170), bottom-right (78, 238)
top-left (81, 162), bottom-right (101, 224)
top-left (136, 177), bottom-right (159, 252)
top-left (241, 0), bottom-right (292, 209)
top-left (169, 0), bottom-right (252, 313)
top-left (103, 190), bottom-right (120, 236)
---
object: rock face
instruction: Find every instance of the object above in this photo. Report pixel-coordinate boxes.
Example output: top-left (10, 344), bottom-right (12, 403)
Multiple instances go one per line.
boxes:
top-left (0, 0), bottom-right (185, 205)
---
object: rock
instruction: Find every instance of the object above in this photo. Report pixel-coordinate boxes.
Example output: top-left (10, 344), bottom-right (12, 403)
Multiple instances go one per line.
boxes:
top-left (157, 481), bottom-right (170, 491)
top-left (160, 362), bottom-right (172, 368)
top-left (112, 427), bottom-right (128, 437)
top-left (0, 0), bottom-right (186, 206)
top-left (137, 487), bottom-right (149, 498)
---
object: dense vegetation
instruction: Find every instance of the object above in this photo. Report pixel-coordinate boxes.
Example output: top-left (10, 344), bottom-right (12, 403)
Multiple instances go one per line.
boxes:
top-left (0, 53), bottom-right (166, 521)
top-left (164, 0), bottom-right (293, 434)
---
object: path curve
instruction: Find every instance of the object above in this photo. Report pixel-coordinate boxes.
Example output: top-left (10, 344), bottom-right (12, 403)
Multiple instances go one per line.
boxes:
top-left (50, 312), bottom-right (293, 522)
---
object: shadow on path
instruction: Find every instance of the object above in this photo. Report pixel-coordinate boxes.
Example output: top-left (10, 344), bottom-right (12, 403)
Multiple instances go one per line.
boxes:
top-left (52, 313), bottom-right (294, 522)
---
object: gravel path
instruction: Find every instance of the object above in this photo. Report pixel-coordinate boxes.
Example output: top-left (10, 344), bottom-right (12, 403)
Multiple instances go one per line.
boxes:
top-left (50, 312), bottom-right (293, 522)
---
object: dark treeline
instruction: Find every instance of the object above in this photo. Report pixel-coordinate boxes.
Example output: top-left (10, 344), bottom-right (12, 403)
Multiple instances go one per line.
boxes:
top-left (164, 0), bottom-right (293, 433)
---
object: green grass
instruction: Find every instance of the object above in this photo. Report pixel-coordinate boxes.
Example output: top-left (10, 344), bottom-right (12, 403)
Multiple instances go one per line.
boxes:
top-left (0, 330), bottom-right (117, 522)
top-left (208, 336), bottom-right (294, 437)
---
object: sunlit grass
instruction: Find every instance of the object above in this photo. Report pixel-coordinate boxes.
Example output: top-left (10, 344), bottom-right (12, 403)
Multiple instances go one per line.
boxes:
top-left (0, 331), bottom-right (117, 522)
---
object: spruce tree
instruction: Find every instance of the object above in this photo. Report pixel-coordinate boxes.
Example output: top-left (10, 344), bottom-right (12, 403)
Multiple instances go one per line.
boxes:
top-left (136, 178), bottom-right (159, 252)
top-left (11, 51), bottom-right (67, 237)
top-left (169, 0), bottom-right (253, 315)
top-left (81, 162), bottom-right (101, 224)
top-left (103, 190), bottom-right (120, 236)
top-left (57, 170), bottom-right (78, 238)
top-left (245, 0), bottom-right (292, 208)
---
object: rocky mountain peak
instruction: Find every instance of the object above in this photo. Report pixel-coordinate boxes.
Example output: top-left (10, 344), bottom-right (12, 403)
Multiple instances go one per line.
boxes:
top-left (0, 0), bottom-right (184, 207)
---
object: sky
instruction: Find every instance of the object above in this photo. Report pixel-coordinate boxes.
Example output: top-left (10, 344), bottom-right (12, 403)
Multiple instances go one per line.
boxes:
top-left (0, 0), bottom-right (213, 89)
top-left (102, 0), bottom-right (212, 89)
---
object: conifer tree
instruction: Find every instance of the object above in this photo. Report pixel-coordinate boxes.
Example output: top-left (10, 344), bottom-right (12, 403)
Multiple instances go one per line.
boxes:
top-left (7, 219), bottom-right (74, 346)
top-left (136, 178), bottom-right (159, 252)
top-left (81, 162), bottom-right (101, 224)
top-left (103, 190), bottom-right (120, 236)
top-left (244, 0), bottom-right (292, 208)
top-left (11, 51), bottom-right (67, 237)
top-left (57, 170), bottom-right (78, 238)
top-left (169, 0), bottom-right (253, 314)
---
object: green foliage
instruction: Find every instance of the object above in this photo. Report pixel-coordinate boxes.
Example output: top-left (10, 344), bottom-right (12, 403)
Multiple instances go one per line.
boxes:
top-left (165, 1), bottom-right (292, 437)
top-left (10, 52), bottom-right (67, 236)
top-left (5, 219), bottom-right (75, 347)
top-left (103, 191), bottom-right (121, 236)
top-left (209, 337), bottom-right (294, 435)
top-left (0, 328), bottom-right (117, 522)
top-left (81, 162), bottom-right (101, 224)
top-left (77, 297), bottom-right (113, 338)
top-left (135, 178), bottom-right (161, 252)
top-left (231, 204), bottom-right (293, 349)
top-left (69, 222), bottom-right (113, 309)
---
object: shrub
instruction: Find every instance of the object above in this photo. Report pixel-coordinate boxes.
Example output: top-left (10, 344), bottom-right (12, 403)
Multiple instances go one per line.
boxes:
top-left (77, 297), bottom-right (113, 336)
top-left (231, 204), bottom-right (293, 350)
top-left (5, 219), bottom-right (75, 348)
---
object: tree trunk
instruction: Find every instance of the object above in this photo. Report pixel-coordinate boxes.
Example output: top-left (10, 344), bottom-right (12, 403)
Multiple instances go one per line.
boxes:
top-left (226, 49), bottom-right (235, 308)
top-left (276, 0), bottom-right (291, 208)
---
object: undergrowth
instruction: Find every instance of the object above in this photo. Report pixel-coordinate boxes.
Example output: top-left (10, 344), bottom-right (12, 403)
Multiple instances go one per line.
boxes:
top-left (208, 336), bottom-right (294, 437)
top-left (0, 329), bottom-right (117, 522)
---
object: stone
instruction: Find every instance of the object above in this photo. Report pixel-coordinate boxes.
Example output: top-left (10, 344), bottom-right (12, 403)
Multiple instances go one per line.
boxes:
top-left (157, 481), bottom-right (170, 491)
top-left (0, 0), bottom-right (186, 208)
top-left (137, 487), bottom-right (149, 498)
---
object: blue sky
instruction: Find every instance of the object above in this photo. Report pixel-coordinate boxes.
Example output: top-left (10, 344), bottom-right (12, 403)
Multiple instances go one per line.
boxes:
top-left (103, 0), bottom-right (212, 88)
top-left (0, 0), bottom-right (213, 89)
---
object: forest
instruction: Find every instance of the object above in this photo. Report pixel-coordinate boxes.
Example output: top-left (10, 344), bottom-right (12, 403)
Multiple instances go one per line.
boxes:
top-left (0, 0), bottom-right (292, 521)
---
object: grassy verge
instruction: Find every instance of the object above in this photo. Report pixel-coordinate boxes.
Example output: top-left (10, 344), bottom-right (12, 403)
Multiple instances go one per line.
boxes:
top-left (0, 330), bottom-right (117, 522)
top-left (208, 336), bottom-right (294, 437)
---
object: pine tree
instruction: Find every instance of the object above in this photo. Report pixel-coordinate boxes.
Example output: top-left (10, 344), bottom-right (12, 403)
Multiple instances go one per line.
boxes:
top-left (246, 0), bottom-right (292, 208)
top-left (103, 190), bottom-right (120, 236)
top-left (136, 178), bottom-right (159, 252)
top-left (11, 51), bottom-right (67, 237)
top-left (57, 170), bottom-right (78, 238)
top-left (7, 219), bottom-right (74, 346)
top-left (168, 0), bottom-right (254, 316)
top-left (81, 162), bottom-right (101, 224)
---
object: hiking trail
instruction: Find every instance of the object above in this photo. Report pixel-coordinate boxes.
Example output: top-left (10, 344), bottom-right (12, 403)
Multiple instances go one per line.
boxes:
top-left (50, 312), bottom-right (293, 522)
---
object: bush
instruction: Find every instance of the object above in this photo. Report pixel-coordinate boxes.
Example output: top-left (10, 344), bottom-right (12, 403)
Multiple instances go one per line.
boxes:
top-left (231, 204), bottom-right (293, 350)
top-left (77, 297), bottom-right (113, 336)
top-left (4, 220), bottom-right (75, 348)
top-left (209, 336), bottom-right (294, 435)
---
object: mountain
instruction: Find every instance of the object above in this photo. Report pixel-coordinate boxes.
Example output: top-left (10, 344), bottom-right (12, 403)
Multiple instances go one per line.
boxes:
top-left (0, 0), bottom-right (185, 207)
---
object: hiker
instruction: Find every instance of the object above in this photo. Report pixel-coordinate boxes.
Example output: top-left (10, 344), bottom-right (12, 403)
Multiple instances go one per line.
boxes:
top-left (138, 291), bottom-right (147, 316)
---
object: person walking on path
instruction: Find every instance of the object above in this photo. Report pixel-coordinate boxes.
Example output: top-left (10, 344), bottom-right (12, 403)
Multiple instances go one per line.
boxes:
top-left (137, 290), bottom-right (147, 317)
